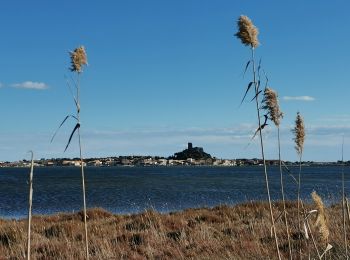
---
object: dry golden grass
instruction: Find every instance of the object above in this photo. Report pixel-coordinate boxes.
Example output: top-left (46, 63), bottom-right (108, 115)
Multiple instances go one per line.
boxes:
top-left (0, 201), bottom-right (347, 259)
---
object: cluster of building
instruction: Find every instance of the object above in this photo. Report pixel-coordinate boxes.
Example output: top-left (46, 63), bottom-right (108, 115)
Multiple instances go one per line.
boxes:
top-left (0, 156), bottom-right (237, 167)
top-left (0, 143), bottom-right (348, 168)
top-left (0, 157), bottom-right (347, 168)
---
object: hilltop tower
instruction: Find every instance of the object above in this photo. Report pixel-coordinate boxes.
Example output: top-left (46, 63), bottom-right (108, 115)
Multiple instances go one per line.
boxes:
top-left (173, 143), bottom-right (211, 160)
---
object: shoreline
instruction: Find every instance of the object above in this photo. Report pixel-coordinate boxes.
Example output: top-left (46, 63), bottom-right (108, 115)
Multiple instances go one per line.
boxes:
top-left (0, 163), bottom-right (347, 169)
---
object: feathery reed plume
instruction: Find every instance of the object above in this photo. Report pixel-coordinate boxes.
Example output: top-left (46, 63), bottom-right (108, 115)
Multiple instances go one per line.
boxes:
top-left (262, 87), bottom-right (283, 126)
top-left (70, 46), bottom-right (87, 73)
top-left (262, 87), bottom-right (292, 259)
top-left (51, 45), bottom-right (89, 259)
top-left (235, 15), bottom-right (281, 260)
top-left (311, 191), bottom-right (329, 244)
top-left (26, 151), bottom-right (34, 260)
top-left (235, 15), bottom-right (259, 48)
top-left (293, 112), bottom-right (305, 155)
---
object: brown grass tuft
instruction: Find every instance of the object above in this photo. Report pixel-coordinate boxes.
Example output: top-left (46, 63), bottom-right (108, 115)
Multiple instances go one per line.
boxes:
top-left (235, 15), bottom-right (259, 48)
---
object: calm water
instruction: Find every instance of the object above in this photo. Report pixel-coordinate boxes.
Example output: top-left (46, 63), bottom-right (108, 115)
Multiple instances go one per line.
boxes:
top-left (0, 166), bottom-right (348, 219)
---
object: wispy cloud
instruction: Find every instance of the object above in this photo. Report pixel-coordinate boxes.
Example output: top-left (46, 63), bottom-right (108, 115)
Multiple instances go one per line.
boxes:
top-left (283, 96), bottom-right (315, 101)
top-left (12, 81), bottom-right (49, 90)
top-left (315, 114), bottom-right (350, 123)
top-left (0, 82), bottom-right (3, 88)
top-left (85, 125), bottom-right (255, 140)
top-left (307, 125), bottom-right (350, 136)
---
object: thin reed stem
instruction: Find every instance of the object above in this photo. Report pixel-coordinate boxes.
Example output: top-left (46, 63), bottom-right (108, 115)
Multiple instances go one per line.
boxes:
top-left (297, 153), bottom-right (302, 259)
top-left (306, 220), bottom-right (321, 260)
top-left (251, 47), bottom-right (281, 260)
top-left (346, 197), bottom-right (350, 230)
top-left (78, 128), bottom-right (88, 259)
top-left (278, 127), bottom-right (292, 259)
top-left (300, 201), bottom-right (321, 259)
top-left (27, 151), bottom-right (34, 260)
top-left (342, 136), bottom-right (348, 259)
top-left (76, 74), bottom-right (89, 259)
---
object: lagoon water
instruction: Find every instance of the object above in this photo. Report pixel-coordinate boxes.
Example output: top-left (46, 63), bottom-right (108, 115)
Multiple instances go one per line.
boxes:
top-left (0, 166), bottom-right (347, 218)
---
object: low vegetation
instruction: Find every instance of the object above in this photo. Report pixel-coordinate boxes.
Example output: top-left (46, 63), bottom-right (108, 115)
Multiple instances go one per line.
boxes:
top-left (0, 201), bottom-right (347, 259)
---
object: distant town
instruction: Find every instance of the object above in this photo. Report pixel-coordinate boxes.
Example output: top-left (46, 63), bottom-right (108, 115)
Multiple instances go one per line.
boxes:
top-left (0, 143), bottom-right (349, 168)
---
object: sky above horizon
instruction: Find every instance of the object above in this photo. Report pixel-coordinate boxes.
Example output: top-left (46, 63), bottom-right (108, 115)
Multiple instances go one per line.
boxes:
top-left (1, 0), bottom-right (350, 162)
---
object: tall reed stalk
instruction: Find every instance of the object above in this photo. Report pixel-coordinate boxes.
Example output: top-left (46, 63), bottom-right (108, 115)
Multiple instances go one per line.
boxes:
top-left (235, 15), bottom-right (281, 260)
top-left (293, 112), bottom-right (305, 258)
top-left (262, 87), bottom-right (292, 259)
top-left (51, 46), bottom-right (89, 259)
top-left (70, 46), bottom-right (89, 259)
top-left (27, 151), bottom-right (34, 260)
top-left (278, 127), bottom-right (293, 258)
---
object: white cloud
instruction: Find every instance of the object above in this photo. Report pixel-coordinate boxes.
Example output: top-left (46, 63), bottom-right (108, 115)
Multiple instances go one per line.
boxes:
top-left (12, 81), bottom-right (49, 90)
top-left (0, 82), bottom-right (3, 88)
top-left (283, 96), bottom-right (315, 101)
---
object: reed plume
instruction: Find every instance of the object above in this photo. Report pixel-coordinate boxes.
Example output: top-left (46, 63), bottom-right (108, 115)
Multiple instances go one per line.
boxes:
top-left (70, 46), bottom-right (87, 73)
top-left (293, 112), bottom-right (305, 155)
top-left (311, 191), bottom-right (329, 244)
top-left (262, 87), bottom-right (283, 126)
top-left (235, 15), bottom-right (281, 260)
top-left (235, 15), bottom-right (259, 48)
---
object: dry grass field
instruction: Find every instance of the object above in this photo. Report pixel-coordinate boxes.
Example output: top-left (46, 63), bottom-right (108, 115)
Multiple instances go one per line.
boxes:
top-left (0, 201), bottom-right (346, 259)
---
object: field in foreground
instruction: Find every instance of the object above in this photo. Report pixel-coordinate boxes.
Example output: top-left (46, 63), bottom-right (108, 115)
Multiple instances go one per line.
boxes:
top-left (0, 201), bottom-right (347, 259)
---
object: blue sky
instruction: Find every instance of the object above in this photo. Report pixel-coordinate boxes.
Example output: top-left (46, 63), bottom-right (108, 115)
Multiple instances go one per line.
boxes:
top-left (0, 0), bottom-right (350, 162)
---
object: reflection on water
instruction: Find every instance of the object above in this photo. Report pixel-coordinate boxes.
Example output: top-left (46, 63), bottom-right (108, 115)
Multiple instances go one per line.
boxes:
top-left (0, 166), bottom-right (347, 218)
